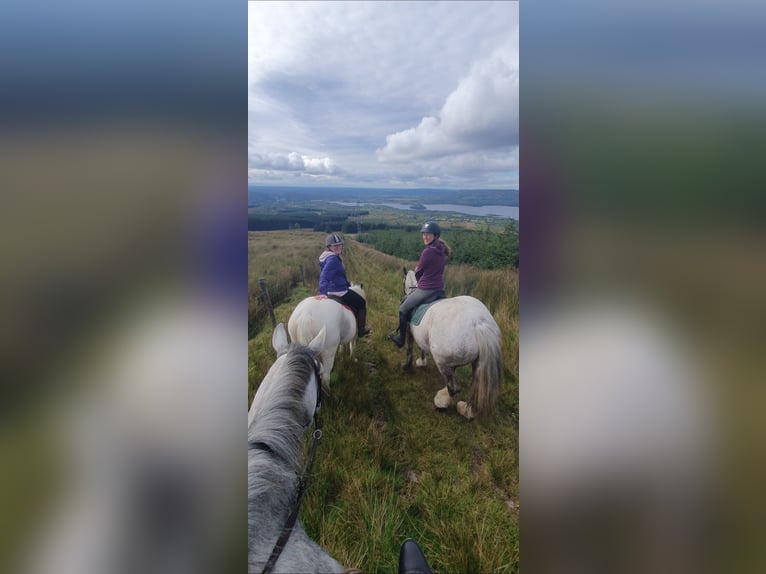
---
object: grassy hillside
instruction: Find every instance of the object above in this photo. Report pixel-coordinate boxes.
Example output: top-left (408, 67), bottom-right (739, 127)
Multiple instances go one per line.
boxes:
top-left (248, 230), bottom-right (519, 573)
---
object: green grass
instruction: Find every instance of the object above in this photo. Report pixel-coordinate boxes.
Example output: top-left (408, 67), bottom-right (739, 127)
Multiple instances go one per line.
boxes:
top-left (249, 230), bottom-right (519, 573)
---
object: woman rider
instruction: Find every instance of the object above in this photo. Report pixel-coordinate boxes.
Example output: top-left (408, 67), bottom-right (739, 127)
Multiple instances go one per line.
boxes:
top-left (319, 233), bottom-right (372, 337)
top-left (388, 221), bottom-right (451, 348)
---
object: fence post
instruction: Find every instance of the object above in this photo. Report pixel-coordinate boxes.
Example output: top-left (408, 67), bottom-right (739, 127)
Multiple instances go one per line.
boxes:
top-left (300, 264), bottom-right (306, 286)
top-left (258, 278), bottom-right (277, 328)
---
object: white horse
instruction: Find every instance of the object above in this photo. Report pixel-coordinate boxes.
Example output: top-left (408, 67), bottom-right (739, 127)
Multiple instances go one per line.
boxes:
top-left (401, 269), bottom-right (502, 420)
top-left (248, 323), bottom-right (345, 574)
top-left (287, 284), bottom-right (366, 388)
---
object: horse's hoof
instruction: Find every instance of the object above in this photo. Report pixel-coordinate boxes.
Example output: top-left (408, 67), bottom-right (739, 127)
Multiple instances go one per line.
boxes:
top-left (402, 363), bottom-right (414, 373)
top-left (457, 401), bottom-right (475, 420)
top-left (434, 387), bottom-right (451, 409)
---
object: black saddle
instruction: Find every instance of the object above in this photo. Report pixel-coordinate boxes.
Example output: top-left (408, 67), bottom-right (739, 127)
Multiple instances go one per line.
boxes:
top-left (398, 538), bottom-right (433, 574)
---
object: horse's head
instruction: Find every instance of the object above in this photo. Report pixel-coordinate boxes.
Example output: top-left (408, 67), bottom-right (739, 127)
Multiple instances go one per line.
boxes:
top-left (249, 324), bottom-right (326, 432)
top-left (402, 268), bottom-right (418, 296)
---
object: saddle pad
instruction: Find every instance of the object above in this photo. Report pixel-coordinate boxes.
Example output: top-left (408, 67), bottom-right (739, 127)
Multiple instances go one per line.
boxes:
top-left (410, 302), bottom-right (436, 326)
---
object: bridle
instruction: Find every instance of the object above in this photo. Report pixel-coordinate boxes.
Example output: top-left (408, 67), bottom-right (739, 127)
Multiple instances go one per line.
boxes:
top-left (252, 351), bottom-right (324, 574)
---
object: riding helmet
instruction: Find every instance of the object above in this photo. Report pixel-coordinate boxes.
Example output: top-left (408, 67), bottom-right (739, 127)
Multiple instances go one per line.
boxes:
top-left (420, 221), bottom-right (441, 237)
top-left (325, 233), bottom-right (344, 247)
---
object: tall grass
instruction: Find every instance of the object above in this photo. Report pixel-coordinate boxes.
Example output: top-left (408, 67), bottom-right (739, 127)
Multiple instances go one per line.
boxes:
top-left (249, 230), bottom-right (518, 573)
top-left (248, 231), bottom-right (322, 338)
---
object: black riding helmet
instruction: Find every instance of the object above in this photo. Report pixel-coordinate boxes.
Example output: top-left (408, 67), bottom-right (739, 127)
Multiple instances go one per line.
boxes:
top-left (325, 233), bottom-right (344, 247)
top-left (420, 221), bottom-right (441, 237)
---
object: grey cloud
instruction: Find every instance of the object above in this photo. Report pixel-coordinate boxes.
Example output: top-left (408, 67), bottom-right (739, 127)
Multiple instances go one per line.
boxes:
top-left (249, 2), bottom-right (518, 188)
top-left (377, 46), bottom-right (518, 162)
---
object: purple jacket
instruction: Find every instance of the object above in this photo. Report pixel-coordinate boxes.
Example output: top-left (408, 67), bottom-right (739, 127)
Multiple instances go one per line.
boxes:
top-left (318, 251), bottom-right (350, 295)
top-left (415, 239), bottom-right (447, 290)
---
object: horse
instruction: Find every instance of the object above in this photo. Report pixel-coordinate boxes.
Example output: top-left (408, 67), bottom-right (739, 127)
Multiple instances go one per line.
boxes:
top-left (248, 323), bottom-right (345, 574)
top-left (400, 269), bottom-right (502, 420)
top-left (287, 284), bottom-right (367, 389)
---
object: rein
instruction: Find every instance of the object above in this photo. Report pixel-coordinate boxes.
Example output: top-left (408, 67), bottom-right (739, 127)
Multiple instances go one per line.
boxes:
top-left (258, 353), bottom-right (324, 574)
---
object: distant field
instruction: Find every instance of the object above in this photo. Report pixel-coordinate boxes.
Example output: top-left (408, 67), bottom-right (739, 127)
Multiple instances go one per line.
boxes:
top-left (249, 230), bottom-right (518, 573)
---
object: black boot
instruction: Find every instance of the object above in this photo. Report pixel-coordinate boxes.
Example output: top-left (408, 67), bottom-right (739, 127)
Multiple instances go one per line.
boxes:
top-left (356, 306), bottom-right (371, 337)
top-left (387, 311), bottom-right (409, 348)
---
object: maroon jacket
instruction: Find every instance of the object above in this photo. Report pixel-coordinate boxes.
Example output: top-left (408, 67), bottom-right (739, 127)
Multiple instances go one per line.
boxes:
top-left (415, 239), bottom-right (447, 290)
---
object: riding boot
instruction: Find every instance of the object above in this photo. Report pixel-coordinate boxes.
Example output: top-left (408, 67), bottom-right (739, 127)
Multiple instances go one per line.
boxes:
top-left (356, 307), bottom-right (371, 337)
top-left (387, 311), bottom-right (409, 348)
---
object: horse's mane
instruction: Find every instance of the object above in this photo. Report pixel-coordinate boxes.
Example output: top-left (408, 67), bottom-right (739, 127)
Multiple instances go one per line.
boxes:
top-left (248, 334), bottom-right (344, 574)
top-left (248, 345), bottom-right (317, 474)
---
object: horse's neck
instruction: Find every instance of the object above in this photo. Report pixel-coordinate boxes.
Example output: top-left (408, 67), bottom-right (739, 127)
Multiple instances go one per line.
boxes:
top-left (249, 450), bottom-right (299, 538)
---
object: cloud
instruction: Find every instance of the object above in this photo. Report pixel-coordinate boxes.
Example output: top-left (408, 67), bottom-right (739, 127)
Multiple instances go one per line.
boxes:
top-left (249, 152), bottom-right (339, 175)
top-left (377, 45), bottom-right (518, 162)
top-left (248, 2), bottom-right (518, 188)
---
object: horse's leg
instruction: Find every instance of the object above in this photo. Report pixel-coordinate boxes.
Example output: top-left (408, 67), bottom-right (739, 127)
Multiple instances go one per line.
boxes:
top-left (433, 362), bottom-right (458, 410)
top-left (415, 350), bottom-right (427, 368)
top-left (455, 361), bottom-right (476, 419)
top-left (402, 333), bottom-right (414, 372)
top-left (320, 347), bottom-right (336, 391)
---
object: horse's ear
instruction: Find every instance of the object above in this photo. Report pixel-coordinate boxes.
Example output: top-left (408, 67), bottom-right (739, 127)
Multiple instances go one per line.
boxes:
top-left (307, 327), bottom-right (326, 356)
top-left (360, 283), bottom-right (364, 290)
top-left (272, 323), bottom-right (289, 356)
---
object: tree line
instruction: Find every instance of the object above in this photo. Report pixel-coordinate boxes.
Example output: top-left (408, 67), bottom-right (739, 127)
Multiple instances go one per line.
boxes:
top-left (357, 222), bottom-right (518, 269)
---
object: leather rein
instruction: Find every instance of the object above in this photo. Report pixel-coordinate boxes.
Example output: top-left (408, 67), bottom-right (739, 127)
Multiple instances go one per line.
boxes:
top-left (251, 352), bottom-right (324, 574)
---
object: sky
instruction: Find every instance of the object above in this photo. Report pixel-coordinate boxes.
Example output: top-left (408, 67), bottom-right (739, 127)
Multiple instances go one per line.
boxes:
top-left (248, 1), bottom-right (518, 190)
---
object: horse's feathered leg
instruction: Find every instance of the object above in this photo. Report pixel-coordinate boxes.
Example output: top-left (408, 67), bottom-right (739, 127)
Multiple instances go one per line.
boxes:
top-left (433, 363), bottom-right (459, 410)
top-left (402, 332), bottom-right (414, 372)
top-left (434, 387), bottom-right (451, 409)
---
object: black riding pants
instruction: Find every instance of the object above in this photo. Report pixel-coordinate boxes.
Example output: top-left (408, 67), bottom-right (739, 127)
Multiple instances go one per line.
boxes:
top-left (332, 289), bottom-right (366, 317)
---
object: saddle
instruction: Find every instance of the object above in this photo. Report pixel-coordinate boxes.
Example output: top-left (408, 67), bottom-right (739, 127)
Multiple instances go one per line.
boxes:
top-left (315, 294), bottom-right (355, 315)
top-left (409, 291), bottom-right (445, 326)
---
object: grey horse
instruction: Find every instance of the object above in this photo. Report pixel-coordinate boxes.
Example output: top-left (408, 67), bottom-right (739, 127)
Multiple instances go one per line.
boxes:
top-left (248, 324), bottom-right (345, 574)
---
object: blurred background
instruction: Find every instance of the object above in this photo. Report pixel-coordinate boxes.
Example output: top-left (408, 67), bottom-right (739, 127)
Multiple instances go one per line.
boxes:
top-left (1, 0), bottom-right (764, 573)
top-left (521, 1), bottom-right (765, 573)
top-left (1, 1), bottom-right (247, 573)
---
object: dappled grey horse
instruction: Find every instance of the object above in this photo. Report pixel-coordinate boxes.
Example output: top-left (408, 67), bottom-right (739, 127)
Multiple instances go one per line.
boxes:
top-left (248, 324), bottom-right (344, 574)
top-left (402, 269), bottom-right (503, 419)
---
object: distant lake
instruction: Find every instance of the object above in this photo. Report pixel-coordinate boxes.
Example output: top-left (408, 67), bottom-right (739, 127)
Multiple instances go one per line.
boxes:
top-left (329, 201), bottom-right (519, 219)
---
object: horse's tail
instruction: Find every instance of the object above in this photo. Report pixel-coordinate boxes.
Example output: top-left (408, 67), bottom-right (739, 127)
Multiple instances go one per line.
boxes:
top-left (291, 312), bottom-right (318, 346)
top-left (297, 317), bottom-right (317, 345)
top-left (467, 320), bottom-right (502, 417)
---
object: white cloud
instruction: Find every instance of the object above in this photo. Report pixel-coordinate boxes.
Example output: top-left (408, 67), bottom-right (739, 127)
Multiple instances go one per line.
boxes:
top-left (249, 151), bottom-right (338, 175)
top-left (377, 45), bottom-right (518, 162)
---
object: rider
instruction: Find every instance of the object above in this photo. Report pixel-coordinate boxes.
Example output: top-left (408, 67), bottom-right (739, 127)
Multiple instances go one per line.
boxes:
top-left (388, 221), bottom-right (450, 348)
top-left (319, 233), bottom-right (372, 338)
